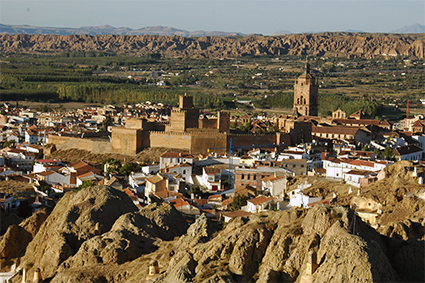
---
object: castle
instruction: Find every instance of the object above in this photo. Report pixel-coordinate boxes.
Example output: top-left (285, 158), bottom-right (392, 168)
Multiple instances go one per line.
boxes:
top-left (48, 69), bottom-right (315, 156)
top-left (110, 94), bottom-right (289, 155)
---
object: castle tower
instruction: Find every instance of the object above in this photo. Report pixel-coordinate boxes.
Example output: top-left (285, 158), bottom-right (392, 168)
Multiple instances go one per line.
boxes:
top-left (293, 62), bottom-right (318, 116)
top-left (217, 111), bottom-right (230, 133)
top-left (169, 94), bottom-right (199, 132)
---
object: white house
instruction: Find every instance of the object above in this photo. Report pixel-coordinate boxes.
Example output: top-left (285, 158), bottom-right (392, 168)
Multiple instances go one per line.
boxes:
top-left (141, 165), bottom-right (160, 175)
top-left (0, 193), bottom-right (14, 212)
top-left (129, 172), bottom-right (147, 193)
top-left (202, 166), bottom-right (222, 191)
top-left (222, 210), bottom-right (253, 223)
top-left (289, 182), bottom-right (321, 208)
top-left (393, 145), bottom-right (423, 161)
top-left (343, 170), bottom-right (374, 187)
top-left (33, 159), bottom-right (64, 173)
top-left (167, 162), bottom-right (192, 184)
top-left (262, 175), bottom-right (287, 198)
top-left (247, 195), bottom-right (273, 213)
top-left (76, 171), bottom-right (104, 187)
top-left (323, 157), bottom-right (391, 180)
top-left (160, 152), bottom-right (193, 169)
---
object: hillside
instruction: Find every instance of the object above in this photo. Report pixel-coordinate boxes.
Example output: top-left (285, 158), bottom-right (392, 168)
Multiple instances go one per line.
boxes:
top-left (1, 178), bottom-right (423, 282)
top-left (0, 33), bottom-right (424, 58)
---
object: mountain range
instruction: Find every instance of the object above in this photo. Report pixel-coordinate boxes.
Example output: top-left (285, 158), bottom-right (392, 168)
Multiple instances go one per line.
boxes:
top-left (0, 23), bottom-right (424, 36)
top-left (0, 24), bottom-right (246, 37)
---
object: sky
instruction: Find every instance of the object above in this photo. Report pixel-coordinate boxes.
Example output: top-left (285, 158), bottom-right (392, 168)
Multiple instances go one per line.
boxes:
top-left (1, 0), bottom-right (424, 35)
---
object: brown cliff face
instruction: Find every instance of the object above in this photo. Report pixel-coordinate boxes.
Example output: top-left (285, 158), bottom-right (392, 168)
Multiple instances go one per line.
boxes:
top-left (0, 33), bottom-right (424, 58)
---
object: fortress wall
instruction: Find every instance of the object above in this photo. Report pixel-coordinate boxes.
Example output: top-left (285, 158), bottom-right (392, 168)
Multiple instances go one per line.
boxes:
top-left (48, 135), bottom-right (112, 154)
top-left (111, 127), bottom-right (144, 155)
top-left (229, 133), bottom-right (277, 148)
top-left (199, 118), bottom-right (218, 129)
top-left (276, 132), bottom-right (292, 147)
top-left (149, 131), bottom-right (192, 152)
top-left (191, 132), bottom-right (227, 154)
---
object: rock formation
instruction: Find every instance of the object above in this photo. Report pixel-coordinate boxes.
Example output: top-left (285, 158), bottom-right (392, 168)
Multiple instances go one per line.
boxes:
top-left (0, 210), bottom-right (48, 270)
top-left (0, 33), bottom-right (424, 58)
top-left (3, 180), bottom-right (424, 282)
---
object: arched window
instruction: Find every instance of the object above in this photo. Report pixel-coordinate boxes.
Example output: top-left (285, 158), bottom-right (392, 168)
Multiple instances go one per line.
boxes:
top-left (297, 98), bottom-right (300, 104)
top-left (300, 96), bottom-right (304, 104)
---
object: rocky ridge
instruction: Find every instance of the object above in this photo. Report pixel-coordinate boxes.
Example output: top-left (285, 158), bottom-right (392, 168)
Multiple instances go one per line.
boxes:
top-left (0, 33), bottom-right (424, 58)
top-left (0, 182), bottom-right (423, 283)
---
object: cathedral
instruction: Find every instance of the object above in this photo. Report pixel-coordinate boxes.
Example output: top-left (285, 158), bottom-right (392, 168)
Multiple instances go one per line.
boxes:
top-left (293, 62), bottom-right (318, 116)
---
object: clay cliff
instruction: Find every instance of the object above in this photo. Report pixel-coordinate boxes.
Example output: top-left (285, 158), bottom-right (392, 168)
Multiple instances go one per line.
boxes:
top-left (1, 183), bottom-right (423, 283)
top-left (0, 33), bottom-right (424, 58)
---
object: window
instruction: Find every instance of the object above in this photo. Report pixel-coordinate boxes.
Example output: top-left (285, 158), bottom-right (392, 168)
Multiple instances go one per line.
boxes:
top-left (241, 174), bottom-right (245, 179)
top-left (293, 165), bottom-right (296, 168)
top-left (253, 175), bottom-right (256, 180)
top-left (247, 174), bottom-right (250, 180)
top-left (183, 170), bottom-right (186, 174)
top-left (301, 165), bottom-right (304, 168)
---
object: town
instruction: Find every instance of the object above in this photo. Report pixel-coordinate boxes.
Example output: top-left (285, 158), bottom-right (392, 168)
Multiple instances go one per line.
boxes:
top-left (1, 62), bottom-right (424, 232)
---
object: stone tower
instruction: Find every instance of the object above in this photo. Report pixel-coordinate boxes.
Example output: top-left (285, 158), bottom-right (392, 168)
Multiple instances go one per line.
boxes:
top-left (293, 62), bottom-right (318, 116)
top-left (169, 94), bottom-right (199, 132)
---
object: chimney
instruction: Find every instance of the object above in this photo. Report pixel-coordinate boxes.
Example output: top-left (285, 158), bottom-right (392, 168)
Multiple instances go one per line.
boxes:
top-left (148, 260), bottom-right (159, 275)
top-left (33, 268), bottom-right (42, 283)
top-left (306, 250), bottom-right (318, 275)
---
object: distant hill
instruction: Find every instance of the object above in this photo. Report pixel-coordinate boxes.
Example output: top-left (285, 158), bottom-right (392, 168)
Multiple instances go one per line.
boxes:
top-left (1, 32), bottom-right (424, 59)
top-left (274, 30), bottom-right (292, 35)
top-left (391, 23), bottom-right (425, 34)
top-left (0, 23), bottom-right (245, 37)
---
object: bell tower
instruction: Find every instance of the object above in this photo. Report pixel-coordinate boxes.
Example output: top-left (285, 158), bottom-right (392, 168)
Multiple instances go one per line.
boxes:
top-left (293, 62), bottom-right (318, 116)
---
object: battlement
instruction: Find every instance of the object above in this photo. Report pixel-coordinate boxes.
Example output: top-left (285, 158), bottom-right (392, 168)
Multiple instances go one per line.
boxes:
top-left (150, 131), bottom-right (192, 136)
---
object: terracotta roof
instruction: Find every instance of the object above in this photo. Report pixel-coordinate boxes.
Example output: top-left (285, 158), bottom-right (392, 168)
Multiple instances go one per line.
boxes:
top-left (248, 195), bottom-right (273, 206)
top-left (349, 160), bottom-right (375, 168)
top-left (161, 152), bottom-right (181, 158)
top-left (312, 125), bottom-right (363, 135)
top-left (71, 160), bottom-right (92, 169)
top-left (222, 197), bottom-right (234, 206)
top-left (204, 167), bottom-right (221, 175)
top-left (173, 201), bottom-right (191, 208)
top-left (77, 171), bottom-right (96, 178)
top-left (333, 118), bottom-right (390, 127)
top-left (235, 184), bottom-right (256, 193)
top-left (194, 199), bottom-right (209, 205)
top-left (155, 190), bottom-right (182, 199)
top-left (267, 175), bottom-right (287, 183)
